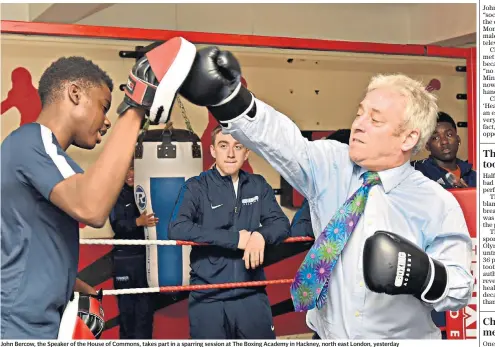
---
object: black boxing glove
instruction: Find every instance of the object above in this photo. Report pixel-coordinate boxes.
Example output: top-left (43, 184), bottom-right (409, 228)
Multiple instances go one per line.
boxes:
top-left (363, 231), bottom-right (448, 304)
top-left (179, 46), bottom-right (255, 124)
top-left (117, 37), bottom-right (196, 124)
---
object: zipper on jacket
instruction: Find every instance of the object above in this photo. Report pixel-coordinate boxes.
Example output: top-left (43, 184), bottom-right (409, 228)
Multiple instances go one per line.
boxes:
top-left (231, 178), bottom-right (242, 297)
top-left (231, 179), bottom-right (242, 225)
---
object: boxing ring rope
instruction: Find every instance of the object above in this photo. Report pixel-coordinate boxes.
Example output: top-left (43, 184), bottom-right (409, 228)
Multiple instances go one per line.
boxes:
top-left (79, 236), bottom-right (314, 246)
top-left (81, 236), bottom-right (313, 295)
top-left (103, 279), bottom-right (294, 296)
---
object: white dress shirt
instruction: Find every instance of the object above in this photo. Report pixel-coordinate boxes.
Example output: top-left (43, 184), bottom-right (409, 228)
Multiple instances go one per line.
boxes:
top-left (222, 97), bottom-right (474, 339)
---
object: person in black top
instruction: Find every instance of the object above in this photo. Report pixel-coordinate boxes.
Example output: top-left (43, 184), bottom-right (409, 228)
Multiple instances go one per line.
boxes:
top-left (169, 125), bottom-right (290, 339)
top-left (109, 162), bottom-right (159, 339)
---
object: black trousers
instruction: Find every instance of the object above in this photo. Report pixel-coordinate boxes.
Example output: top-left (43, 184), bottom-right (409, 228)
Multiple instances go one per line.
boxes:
top-left (113, 252), bottom-right (154, 339)
top-left (189, 292), bottom-right (276, 339)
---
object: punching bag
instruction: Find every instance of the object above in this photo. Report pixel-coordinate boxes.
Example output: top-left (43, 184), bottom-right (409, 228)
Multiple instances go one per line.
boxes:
top-left (133, 128), bottom-right (202, 288)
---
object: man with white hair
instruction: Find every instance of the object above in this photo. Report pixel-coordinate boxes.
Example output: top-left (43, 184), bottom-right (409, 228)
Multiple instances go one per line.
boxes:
top-left (176, 45), bottom-right (474, 339)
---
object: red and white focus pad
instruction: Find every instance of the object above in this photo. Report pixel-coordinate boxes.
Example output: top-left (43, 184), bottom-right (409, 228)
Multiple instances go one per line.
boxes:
top-left (121, 37), bottom-right (196, 124)
top-left (147, 37), bottom-right (196, 124)
top-left (58, 292), bottom-right (105, 340)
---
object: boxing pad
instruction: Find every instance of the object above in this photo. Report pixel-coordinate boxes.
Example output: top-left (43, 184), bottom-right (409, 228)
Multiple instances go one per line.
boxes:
top-left (58, 291), bottom-right (105, 340)
top-left (363, 231), bottom-right (448, 304)
top-left (118, 37), bottom-right (197, 124)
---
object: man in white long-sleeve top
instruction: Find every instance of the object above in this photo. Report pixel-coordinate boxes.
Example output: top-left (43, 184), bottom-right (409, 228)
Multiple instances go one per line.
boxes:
top-left (174, 44), bottom-right (474, 339)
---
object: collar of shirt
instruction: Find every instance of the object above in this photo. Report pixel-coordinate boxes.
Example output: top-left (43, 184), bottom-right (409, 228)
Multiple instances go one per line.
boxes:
top-left (425, 155), bottom-right (474, 176)
top-left (353, 160), bottom-right (413, 193)
top-left (210, 165), bottom-right (249, 186)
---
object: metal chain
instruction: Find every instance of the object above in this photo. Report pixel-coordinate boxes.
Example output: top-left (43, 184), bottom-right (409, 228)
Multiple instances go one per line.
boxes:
top-left (138, 97), bottom-right (192, 136)
top-left (176, 96), bottom-right (195, 134)
top-left (141, 117), bottom-right (151, 132)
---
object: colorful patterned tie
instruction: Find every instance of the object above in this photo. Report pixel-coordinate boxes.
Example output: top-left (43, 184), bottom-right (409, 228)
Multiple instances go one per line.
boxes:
top-left (290, 171), bottom-right (381, 312)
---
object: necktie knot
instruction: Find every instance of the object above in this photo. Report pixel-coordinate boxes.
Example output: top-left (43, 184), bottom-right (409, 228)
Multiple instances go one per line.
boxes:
top-left (362, 171), bottom-right (380, 186)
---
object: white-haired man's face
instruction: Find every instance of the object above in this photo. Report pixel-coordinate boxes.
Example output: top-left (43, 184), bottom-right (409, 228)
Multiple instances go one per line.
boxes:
top-left (349, 87), bottom-right (419, 171)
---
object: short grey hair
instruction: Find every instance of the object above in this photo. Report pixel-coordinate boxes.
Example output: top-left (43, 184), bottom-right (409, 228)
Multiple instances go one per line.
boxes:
top-left (367, 74), bottom-right (438, 155)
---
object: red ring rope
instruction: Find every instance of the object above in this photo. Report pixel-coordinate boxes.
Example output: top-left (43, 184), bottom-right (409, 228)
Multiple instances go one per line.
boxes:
top-left (159, 279), bottom-right (293, 292)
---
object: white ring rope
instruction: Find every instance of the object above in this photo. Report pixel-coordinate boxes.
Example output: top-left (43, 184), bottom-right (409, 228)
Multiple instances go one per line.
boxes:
top-left (80, 236), bottom-right (313, 246)
top-left (103, 288), bottom-right (161, 295)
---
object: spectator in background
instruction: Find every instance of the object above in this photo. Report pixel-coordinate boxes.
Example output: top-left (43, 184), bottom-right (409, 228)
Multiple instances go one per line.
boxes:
top-left (168, 126), bottom-right (290, 339)
top-left (110, 163), bottom-right (158, 339)
top-left (412, 111), bottom-right (476, 188)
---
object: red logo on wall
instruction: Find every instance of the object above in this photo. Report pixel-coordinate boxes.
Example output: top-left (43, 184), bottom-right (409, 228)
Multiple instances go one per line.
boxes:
top-left (1, 67), bottom-right (42, 126)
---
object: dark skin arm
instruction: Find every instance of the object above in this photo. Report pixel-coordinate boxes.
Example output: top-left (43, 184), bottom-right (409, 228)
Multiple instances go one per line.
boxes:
top-left (49, 109), bottom-right (144, 227)
top-left (73, 278), bottom-right (97, 295)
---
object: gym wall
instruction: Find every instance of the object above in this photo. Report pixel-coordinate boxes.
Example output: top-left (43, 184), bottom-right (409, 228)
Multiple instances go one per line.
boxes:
top-left (1, 4), bottom-right (476, 46)
top-left (1, 33), bottom-right (469, 239)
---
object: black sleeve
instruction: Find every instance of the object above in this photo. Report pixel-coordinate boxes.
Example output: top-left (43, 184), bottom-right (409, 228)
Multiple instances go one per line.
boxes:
top-left (109, 196), bottom-right (137, 234)
top-left (18, 125), bottom-right (83, 201)
top-left (168, 180), bottom-right (239, 250)
top-left (290, 199), bottom-right (314, 237)
top-left (257, 177), bottom-right (290, 245)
